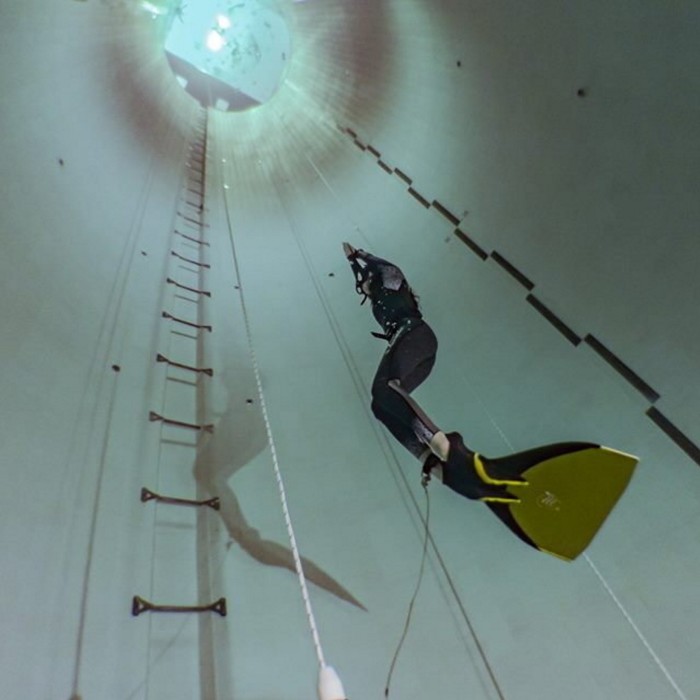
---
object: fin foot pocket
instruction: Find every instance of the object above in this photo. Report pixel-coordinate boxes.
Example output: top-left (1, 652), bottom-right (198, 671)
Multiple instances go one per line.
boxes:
top-left (441, 439), bottom-right (638, 560)
top-left (443, 433), bottom-right (521, 502)
top-left (474, 453), bottom-right (528, 487)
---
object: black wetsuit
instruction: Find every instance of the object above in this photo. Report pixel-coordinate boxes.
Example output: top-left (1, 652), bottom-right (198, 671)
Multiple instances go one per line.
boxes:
top-left (350, 251), bottom-right (438, 459)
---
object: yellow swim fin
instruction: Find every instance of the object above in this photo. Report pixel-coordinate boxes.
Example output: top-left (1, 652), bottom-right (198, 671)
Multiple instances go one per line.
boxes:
top-left (483, 444), bottom-right (638, 561)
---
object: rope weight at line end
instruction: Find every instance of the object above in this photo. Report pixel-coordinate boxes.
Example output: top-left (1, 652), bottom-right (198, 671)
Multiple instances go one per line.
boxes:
top-left (318, 665), bottom-right (347, 700)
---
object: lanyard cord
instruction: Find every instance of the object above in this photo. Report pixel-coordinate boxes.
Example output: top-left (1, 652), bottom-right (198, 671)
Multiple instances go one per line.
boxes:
top-left (384, 482), bottom-right (431, 698)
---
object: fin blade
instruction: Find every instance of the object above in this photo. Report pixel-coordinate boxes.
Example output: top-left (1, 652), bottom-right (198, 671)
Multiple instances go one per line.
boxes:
top-left (506, 447), bottom-right (638, 561)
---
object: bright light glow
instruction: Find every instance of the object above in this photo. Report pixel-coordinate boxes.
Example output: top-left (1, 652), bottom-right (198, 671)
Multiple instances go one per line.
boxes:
top-left (165, 0), bottom-right (292, 108)
top-left (206, 30), bottom-right (226, 52)
top-left (141, 1), bottom-right (166, 15)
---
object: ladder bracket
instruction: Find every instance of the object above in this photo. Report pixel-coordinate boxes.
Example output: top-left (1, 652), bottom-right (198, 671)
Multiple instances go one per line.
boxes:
top-left (132, 596), bottom-right (227, 617)
top-left (149, 411), bottom-right (214, 433)
top-left (171, 251), bottom-right (211, 268)
top-left (162, 311), bottom-right (212, 332)
top-left (166, 277), bottom-right (211, 297)
top-left (177, 212), bottom-right (210, 227)
top-left (156, 353), bottom-right (213, 376)
top-left (175, 230), bottom-right (209, 247)
top-left (141, 487), bottom-right (220, 510)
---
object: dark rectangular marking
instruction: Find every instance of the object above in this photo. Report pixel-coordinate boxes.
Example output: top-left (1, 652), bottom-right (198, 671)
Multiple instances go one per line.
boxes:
top-left (431, 201), bottom-right (460, 226)
top-left (353, 139), bottom-right (367, 151)
top-left (526, 295), bottom-right (581, 346)
top-left (394, 168), bottom-right (412, 185)
top-left (367, 145), bottom-right (381, 158)
top-left (346, 127), bottom-right (358, 138)
top-left (490, 252), bottom-right (535, 291)
top-left (647, 408), bottom-right (700, 466)
top-left (378, 160), bottom-right (393, 174)
top-left (454, 229), bottom-right (488, 260)
top-left (407, 188), bottom-right (430, 208)
top-left (584, 335), bottom-right (660, 402)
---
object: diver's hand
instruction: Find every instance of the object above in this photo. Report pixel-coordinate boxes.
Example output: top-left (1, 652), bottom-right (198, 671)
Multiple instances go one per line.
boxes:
top-left (342, 242), bottom-right (357, 259)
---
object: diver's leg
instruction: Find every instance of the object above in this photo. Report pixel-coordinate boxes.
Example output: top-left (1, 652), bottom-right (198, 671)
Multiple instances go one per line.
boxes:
top-left (380, 333), bottom-right (521, 500)
top-left (371, 324), bottom-right (519, 500)
top-left (370, 401), bottom-right (427, 459)
top-left (370, 323), bottom-right (439, 458)
top-left (386, 379), bottom-right (450, 461)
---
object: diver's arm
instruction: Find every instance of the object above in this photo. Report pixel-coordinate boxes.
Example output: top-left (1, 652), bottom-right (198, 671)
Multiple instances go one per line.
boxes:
top-left (343, 242), bottom-right (407, 301)
top-left (342, 243), bottom-right (391, 269)
top-left (342, 242), bottom-right (398, 280)
top-left (343, 243), bottom-right (376, 299)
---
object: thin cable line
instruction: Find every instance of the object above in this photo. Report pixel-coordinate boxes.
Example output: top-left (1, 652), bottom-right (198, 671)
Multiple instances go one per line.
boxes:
top-left (583, 554), bottom-right (688, 700)
top-left (384, 484), bottom-right (431, 698)
top-left (70, 369), bottom-right (120, 699)
top-left (68, 114), bottom-right (171, 698)
top-left (125, 526), bottom-right (232, 700)
top-left (268, 150), bottom-right (508, 699)
top-left (462, 371), bottom-right (687, 699)
top-left (336, 119), bottom-right (686, 699)
top-left (220, 181), bottom-right (326, 669)
top-left (269, 139), bottom-right (507, 694)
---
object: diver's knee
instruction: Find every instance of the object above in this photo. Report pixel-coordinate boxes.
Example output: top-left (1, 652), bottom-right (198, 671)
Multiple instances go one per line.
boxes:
top-left (371, 379), bottom-right (390, 404)
top-left (373, 378), bottom-right (401, 401)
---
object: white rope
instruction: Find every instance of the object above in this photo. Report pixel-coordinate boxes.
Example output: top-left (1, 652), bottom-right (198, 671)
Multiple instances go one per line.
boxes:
top-left (223, 195), bottom-right (326, 670)
top-left (246, 325), bottom-right (327, 668)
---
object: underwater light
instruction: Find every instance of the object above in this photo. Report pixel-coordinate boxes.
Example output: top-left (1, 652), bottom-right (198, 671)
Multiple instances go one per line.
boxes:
top-left (206, 30), bottom-right (226, 52)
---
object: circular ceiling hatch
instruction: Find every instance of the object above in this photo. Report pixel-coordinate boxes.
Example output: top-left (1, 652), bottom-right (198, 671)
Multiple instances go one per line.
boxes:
top-left (155, 0), bottom-right (291, 112)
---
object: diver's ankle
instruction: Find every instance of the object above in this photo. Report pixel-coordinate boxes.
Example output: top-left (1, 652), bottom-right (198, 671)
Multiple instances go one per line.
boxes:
top-left (421, 451), bottom-right (444, 483)
top-left (429, 431), bottom-right (450, 461)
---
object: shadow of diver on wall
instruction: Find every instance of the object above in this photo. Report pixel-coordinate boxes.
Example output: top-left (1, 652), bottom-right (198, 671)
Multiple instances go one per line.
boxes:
top-left (194, 387), bottom-right (366, 610)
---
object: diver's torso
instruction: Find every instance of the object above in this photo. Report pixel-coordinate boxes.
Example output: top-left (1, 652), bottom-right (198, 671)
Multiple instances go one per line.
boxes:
top-left (369, 270), bottom-right (422, 338)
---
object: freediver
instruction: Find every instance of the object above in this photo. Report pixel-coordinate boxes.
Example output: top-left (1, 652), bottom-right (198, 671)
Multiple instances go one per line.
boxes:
top-left (343, 243), bottom-right (639, 560)
top-left (342, 242), bottom-right (523, 503)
